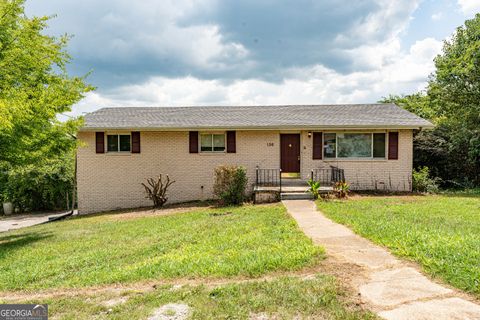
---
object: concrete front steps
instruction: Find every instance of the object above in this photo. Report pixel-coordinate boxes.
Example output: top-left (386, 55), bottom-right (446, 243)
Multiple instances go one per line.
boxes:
top-left (280, 178), bottom-right (331, 200)
top-left (280, 192), bottom-right (314, 200)
top-left (254, 178), bottom-right (333, 203)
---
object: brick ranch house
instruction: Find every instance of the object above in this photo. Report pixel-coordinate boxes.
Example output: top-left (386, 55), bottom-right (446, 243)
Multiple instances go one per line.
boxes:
top-left (77, 104), bottom-right (433, 214)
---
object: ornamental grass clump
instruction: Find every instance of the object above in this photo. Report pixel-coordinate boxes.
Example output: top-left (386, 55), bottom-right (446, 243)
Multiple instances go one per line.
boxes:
top-left (307, 179), bottom-right (321, 199)
top-left (333, 181), bottom-right (350, 198)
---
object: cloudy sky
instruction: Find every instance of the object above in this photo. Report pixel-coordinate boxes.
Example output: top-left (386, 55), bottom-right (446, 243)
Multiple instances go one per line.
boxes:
top-left (26, 0), bottom-right (480, 116)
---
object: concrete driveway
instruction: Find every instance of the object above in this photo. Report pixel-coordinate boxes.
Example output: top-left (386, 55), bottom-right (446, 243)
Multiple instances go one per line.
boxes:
top-left (0, 211), bottom-right (72, 233)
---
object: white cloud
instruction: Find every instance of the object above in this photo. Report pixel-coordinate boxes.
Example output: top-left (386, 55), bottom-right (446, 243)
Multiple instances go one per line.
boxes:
top-left (431, 12), bottom-right (443, 20)
top-left (31, 0), bottom-right (441, 119)
top-left (457, 0), bottom-right (480, 15)
top-left (338, 0), bottom-right (420, 45)
top-left (334, 0), bottom-right (420, 72)
top-left (27, 0), bottom-right (251, 75)
top-left (68, 36), bottom-right (442, 118)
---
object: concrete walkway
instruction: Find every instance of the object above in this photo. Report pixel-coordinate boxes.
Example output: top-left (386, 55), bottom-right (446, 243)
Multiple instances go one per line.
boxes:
top-left (0, 211), bottom-right (73, 233)
top-left (283, 200), bottom-right (480, 320)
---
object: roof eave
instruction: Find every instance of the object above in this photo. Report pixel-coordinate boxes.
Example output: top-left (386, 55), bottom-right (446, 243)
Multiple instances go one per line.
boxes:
top-left (79, 123), bottom-right (435, 132)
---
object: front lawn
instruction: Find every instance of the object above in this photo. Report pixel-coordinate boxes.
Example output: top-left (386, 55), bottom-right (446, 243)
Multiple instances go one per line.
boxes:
top-left (317, 194), bottom-right (480, 296)
top-left (21, 275), bottom-right (375, 320)
top-left (0, 204), bottom-right (322, 291)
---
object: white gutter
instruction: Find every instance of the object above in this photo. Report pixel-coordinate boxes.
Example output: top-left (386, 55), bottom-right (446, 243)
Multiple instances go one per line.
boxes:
top-left (79, 123), bottom-right (434, 132)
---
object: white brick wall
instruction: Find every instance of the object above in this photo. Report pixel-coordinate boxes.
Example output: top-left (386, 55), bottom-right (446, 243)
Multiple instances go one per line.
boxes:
top-left (77, 130), bottom-right (279, 213)
top-left (77, 129), bottom-right (413, 214)
top-left (301, 130), bottom-right (413, 191)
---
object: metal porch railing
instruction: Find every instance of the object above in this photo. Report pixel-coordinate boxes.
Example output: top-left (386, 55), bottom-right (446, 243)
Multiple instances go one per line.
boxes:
top-left (310, 166), bottom-right (345, 186)
top-left (255, 167), bottom-right (282, 192)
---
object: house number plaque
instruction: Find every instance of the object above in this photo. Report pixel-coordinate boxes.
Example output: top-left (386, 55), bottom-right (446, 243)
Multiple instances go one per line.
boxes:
top-left (267, 142), bottom-right (274, 147)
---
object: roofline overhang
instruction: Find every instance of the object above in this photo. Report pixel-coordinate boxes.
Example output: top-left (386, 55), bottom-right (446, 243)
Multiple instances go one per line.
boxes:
top-left (79, 124), bottom-right (435, 132)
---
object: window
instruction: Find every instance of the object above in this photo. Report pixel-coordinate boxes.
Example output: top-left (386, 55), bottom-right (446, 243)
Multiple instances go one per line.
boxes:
top-left (107, 134), bottom-right (131, 152)
top-left (337, 133), bottom-right (371, 158)
top-left (373, 133), bottom-right (386, 158)
top-left (200, 133), bottom-right (225, 152)
top-left (322, 132), bottom-right (387, 159)
top-left (323, 133), bottom-right (336, 158)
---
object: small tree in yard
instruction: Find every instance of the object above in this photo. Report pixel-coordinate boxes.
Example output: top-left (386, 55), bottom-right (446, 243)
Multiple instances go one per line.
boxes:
top-left (142, 174), bottom-right (175, 208)
top-left (213, 165), bottom-right (248, 205)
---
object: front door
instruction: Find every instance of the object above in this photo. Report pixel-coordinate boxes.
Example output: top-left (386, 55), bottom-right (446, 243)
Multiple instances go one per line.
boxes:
top-left (280, 134), bottom-right (300, 173)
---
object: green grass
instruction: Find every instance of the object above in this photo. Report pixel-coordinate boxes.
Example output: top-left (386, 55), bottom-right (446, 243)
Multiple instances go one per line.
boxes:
top-left (317, 194), bottom-right (480, 296)
top-left (17, 276), bottom-right (376, 320)
top-left (0, 204), bottom-right (323, 291)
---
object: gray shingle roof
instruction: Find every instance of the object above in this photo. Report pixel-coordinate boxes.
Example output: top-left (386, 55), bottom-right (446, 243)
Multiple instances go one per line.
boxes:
top-left (81, 104), bottom-right (434, 130)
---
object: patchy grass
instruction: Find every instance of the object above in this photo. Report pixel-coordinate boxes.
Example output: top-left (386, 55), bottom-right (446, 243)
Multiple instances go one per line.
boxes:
top-left (14, 276), bottom-right (376, 320)
top-left (0, 204), bottom-right (323, 291)
top-left (317, 194), bottom-right (480, 296)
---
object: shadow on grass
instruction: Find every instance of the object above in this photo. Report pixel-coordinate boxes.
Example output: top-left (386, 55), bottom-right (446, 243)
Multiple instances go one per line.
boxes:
top-left (438, 189), bottom-right (480, 198)
top-left (0, 232), bottom-right (52, 259)
top-left (72, 200), bottom-right (217, 220)
top-left (350, 190), bottom-right (423, 196)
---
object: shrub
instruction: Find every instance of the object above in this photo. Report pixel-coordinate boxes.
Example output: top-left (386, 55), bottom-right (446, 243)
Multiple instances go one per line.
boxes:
top-left (4, 158), bottom-right (74, 212)
top-left (333, 181), bottom-right (350, 198)
top-left (141, 174), bottom-right (175, 208)
top-left (307, 179), bottom-right (321, 199)
top-left (213, 165), bottom-right (248, 205)
top-left (413, 167), bottom-right (440, 193)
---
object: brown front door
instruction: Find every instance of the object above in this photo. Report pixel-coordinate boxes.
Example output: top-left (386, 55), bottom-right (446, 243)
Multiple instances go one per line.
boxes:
top-left (280, 134), bottom-right (300, 173)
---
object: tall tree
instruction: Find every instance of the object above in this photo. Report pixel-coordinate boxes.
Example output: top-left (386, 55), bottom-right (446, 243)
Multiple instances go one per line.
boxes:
top-left (428, 14), bottom-right (480, 183)
top-left (0, 0), bottom-right (93, 210)
top-left (381, 14), bottom-right (480, 186)
top-left (0, 0), bottom-right (92, 167)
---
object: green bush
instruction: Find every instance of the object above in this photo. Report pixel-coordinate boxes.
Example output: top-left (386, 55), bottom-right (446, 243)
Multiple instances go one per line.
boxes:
top-left (413, 166), bottom-right (440, 193)
top-left (3, 157), bottom-right (74, 212)
top-left (307, 179), bottom-right (321, 199)
top-left (213, 165), bottom-right (248, 205)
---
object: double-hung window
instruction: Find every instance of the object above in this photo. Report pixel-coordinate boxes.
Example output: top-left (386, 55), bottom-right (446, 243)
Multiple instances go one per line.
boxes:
top-left (323, 133), bottom-right (386, 159)
top-left (324, 133), bottom-right (337, 158)
top-left (337, 133), bottom-right (372, 158)
top-left (200, 133), bottom-right (226, 152)
top-left (107, 134), bottom-right (131, 152)
top-left (373, 133), bottom-right (386, 158)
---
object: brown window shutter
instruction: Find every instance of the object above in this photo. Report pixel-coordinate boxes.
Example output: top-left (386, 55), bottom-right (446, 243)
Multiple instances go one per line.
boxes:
top-left (312, 132), bottom-right (323, 159)
top-left (388, 132), bottom-right (399, 160)
top-left (189, 131), bottom-right (199, 153)
top-left (226, 131), bottom-right (236, 153)
top-left (95, 132), bottom-right (104, 154)
top-left (131, 132), bottom-right (141, 153)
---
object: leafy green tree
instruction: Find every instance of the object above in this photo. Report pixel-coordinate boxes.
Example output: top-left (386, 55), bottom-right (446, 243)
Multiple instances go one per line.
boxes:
top-left (0, 0), bottom-right (93, 209)
top-left (429, 15), bottom-right (480, 184)
top-left (381, 93), bottom-right (437, 121)
top-left (0, 0), bottom-right (92, 165)
top-left (381, 14), bottom-right (480, 187)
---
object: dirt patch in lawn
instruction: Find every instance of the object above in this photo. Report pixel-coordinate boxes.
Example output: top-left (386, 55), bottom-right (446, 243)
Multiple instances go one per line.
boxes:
top-left (148, 303), bottom-right (191, 320)
top-left (92, 202), bottom-right (281, 221)
top-left (0, 262), bottom-right (327, 302)
top-left (318, 255), bottom-right (372, 310)
top-left (95, 202), bottom-right (215, 221)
